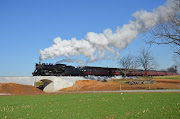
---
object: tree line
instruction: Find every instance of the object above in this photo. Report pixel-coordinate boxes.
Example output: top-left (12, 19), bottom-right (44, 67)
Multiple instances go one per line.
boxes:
top-left (119, 48), bottom-right (178, 77)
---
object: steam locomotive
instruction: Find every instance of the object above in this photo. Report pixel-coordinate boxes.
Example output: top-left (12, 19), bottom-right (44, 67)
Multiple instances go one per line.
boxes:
top-left (32, 63), bottom-right (80, 76)
top-left (32, 63), bottom-right (178, 76)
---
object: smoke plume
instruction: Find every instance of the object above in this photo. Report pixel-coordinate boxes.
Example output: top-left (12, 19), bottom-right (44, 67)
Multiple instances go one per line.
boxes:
top-left (39, 0), bottom-right (179, 63)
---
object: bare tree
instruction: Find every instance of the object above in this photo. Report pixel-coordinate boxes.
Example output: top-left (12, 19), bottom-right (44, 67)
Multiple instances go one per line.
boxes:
top-left (119, 54), bottom-right (137, 78)
top-left (136, 48), bottom-right (157, 77)
top-left (173, 54), bottom-right (180, 74)
top-left (145, 0), bottom-right (180, 55)
top-left (167, 65), bottom-right (178, 73)
top-left (173, 54), bottom-right (180, 67)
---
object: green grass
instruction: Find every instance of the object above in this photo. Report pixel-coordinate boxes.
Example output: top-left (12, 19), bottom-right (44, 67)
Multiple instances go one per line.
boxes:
top-left (152, 75), bottom-right (180, 80)
top-left (0, 93), bottom-right (179, 119)
top-left (36, 81), bottom-right (44, 87)
top-left (135, 75), bottom-right (180, 80)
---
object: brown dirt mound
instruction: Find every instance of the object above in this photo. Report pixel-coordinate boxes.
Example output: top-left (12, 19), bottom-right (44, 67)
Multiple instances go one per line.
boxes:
top-left (0, 83), bottom-right (46, 95)
top-left (60, 79), bottom-right (180, 91)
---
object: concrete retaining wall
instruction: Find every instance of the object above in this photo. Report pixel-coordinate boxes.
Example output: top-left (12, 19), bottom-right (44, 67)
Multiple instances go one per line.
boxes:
top-left (0, 76), bottom-right (35, 86)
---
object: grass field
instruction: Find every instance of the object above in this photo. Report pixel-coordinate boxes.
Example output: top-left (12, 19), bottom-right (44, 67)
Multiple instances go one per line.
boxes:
top-left (0, 93), bottom-right (179, 119)
top-left (36, 81), bottom-right (44, 87)
top-left (108, 75), bottom-right (180, 81)
top-left (152, 75), bottom-right (180, 80)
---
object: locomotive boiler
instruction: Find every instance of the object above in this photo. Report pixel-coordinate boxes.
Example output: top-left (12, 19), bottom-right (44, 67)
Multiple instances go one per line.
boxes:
top-left (32, 63), bottom-right (81, 76)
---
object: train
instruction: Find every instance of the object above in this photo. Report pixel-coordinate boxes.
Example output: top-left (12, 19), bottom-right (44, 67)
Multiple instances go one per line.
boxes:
top-left (32, 63), bottom-right (178, 76)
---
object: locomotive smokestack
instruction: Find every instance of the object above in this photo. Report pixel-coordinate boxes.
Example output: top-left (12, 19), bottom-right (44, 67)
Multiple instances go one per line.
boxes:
top-left (39, 0), bottom-right (179, 62)
top-left (39, 56), bottom-right (41, 65)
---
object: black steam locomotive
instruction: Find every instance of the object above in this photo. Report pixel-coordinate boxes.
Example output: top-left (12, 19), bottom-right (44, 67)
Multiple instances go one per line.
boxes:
top-left (32, 63), bottom-right (81, 76)
top-left (32, 63), bottom-right (178, 76)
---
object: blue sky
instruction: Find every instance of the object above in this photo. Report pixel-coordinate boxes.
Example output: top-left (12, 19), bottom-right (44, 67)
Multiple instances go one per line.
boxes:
top-left (0, 0), bottom-right (176, 76)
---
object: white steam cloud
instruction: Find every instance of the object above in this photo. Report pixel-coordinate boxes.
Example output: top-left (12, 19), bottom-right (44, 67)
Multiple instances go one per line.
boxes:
top-left (39, 0), bottom-right (179, 63)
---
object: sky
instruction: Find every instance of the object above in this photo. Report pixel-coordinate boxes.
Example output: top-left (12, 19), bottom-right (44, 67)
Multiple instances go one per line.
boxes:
top-left (0, 0), bottom-right (177, 76)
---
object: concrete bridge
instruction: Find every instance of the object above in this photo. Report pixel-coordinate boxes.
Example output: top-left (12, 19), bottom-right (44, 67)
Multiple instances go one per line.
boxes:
top-left (0, 76), bottom-right (88, 92)
top-left (0, 76), bottom-right (122, 92)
